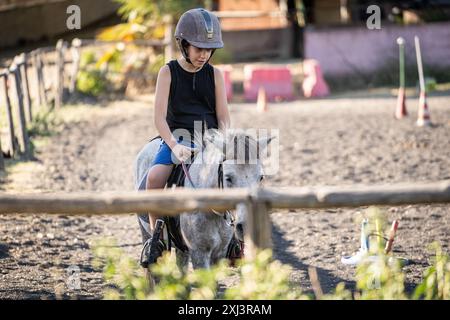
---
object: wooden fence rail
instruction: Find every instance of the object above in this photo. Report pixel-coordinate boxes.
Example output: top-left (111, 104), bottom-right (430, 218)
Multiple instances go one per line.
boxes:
top-left (1, 181), bottom-right (449, 215)
top-left (75, 39), bottom-right (169, 48)
top-left (1, 181), bottom-right (449, 258)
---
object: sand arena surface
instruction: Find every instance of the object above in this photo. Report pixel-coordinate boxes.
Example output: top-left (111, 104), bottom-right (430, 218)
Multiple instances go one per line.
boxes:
top-left (0, 94), bottom-right (449, 298)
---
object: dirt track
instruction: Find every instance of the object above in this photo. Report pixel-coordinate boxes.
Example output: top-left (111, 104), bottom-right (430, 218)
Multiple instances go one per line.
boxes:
top-left (0, 93), bottom-right (449, 299)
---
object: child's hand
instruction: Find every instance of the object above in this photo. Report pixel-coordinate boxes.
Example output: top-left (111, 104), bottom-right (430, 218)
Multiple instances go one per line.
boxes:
top-left (171, 144), bottom-right (196, 162)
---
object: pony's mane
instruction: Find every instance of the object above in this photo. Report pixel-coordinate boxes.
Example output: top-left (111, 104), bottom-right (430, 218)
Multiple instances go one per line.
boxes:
top-left (203, 129), bottom-right (260, 163)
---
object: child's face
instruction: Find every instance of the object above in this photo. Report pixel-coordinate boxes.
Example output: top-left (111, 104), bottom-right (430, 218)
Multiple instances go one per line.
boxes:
top-left (187, 45), bottom-right (213, 68)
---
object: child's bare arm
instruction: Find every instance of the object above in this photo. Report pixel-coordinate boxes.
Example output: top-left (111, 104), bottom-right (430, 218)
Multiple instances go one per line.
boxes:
top-left (214, 67), bottom-right (231, 131)
top-left (154, 65), bottom-right (177, 149)
top-left (154, 65), bottom-right (194, 162)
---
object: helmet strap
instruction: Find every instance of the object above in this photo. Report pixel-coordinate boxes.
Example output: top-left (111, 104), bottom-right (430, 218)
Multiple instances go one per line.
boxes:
top-left (177, 39), bottom-right (217, 66)
top-left (179, 39), bottom-right (193, 65)
top-left (206, 49), bottom-right (216, 64)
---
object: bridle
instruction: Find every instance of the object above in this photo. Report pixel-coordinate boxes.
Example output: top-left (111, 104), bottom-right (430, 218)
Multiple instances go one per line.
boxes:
top-left (181, 159), bottom-right (235, 227)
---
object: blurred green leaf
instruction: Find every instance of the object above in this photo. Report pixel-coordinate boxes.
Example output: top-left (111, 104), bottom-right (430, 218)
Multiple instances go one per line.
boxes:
top-left (92, 226), bottom-right (450, 300)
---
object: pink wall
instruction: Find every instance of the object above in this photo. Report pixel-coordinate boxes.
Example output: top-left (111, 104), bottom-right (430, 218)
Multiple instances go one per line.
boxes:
top-left (304, 22), bottom-right (450, 76)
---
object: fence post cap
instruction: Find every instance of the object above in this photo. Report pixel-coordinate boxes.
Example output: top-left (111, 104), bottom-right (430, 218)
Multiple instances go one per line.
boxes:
top-left (9, 63), bottom-right (17, 72)
top-left (56, 39), bottom-right (65, 49)
top-left (14, 54), bottom-right (25, 65)
top-left (72, 38), bottom-right (82, 47)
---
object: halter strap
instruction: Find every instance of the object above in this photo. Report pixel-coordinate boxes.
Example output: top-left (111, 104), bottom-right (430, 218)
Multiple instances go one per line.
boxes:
top-left (180, 161), bottom-right (223, 190)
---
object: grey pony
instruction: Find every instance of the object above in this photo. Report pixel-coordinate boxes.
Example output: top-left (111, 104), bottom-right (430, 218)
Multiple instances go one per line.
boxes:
top-left (134, 129), bottom-right (273, 270)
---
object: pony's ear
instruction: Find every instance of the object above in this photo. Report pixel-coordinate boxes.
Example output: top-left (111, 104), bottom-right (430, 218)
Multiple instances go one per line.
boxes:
top-left (257, 135), bottom-right (276, 147)
top-left (204, 128), bottom-right (225, 153)
top-left (257, 135), bottom-right (276, 158)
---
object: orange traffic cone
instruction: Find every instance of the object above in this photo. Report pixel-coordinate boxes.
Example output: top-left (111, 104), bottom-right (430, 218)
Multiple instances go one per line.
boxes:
top-left (256, 87), bottom-right (268, 112)
top-left (416, 91), bottom-right (431, 126)
top-left (395, 87), bottom-right (407, 119)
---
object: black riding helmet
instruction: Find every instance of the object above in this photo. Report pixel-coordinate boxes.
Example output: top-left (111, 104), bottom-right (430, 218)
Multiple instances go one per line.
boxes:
top-left (174, 8), bottom-right (224, 65)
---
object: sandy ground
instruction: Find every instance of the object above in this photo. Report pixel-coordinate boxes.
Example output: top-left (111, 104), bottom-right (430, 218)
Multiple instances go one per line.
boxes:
top-left (0, 93), bottom-right (449, 299)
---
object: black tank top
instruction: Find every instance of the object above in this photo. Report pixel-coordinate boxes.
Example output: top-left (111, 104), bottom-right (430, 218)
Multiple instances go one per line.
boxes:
top-left (166, 60), bottom-right (218, 137)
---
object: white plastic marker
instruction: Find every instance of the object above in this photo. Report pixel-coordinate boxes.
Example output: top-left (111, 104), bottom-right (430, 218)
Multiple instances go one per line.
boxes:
top-left (414, 36), bottom-right (431, 126)
top-left (361, 218), bottom-right (369, 251)
top-left (341, 218), bottom-right (370, 265)
top-left (342, 219), bottom-right (407, 266)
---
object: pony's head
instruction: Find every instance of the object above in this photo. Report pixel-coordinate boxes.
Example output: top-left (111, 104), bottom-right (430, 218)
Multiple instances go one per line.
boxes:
top-left (202, 129), bottom-right (275, 241)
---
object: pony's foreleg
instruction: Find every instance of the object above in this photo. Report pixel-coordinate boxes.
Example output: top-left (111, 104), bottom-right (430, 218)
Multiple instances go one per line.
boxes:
top-left (211, 247), bottom-right (229, 266)
top-left (176, 249), bottom-right (190, 274)
top-left (190, 249), bottom-right (211, 269)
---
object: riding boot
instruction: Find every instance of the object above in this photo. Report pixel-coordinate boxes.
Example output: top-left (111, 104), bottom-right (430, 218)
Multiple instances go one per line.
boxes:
top-left (140, 219), bottom-right (167, 268)
top-left (140, 236), bottom-right (167, 268)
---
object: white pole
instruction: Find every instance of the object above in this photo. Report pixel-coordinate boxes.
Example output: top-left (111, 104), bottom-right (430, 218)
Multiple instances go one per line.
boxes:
top-left (414, 35), bottom-right (426, 93)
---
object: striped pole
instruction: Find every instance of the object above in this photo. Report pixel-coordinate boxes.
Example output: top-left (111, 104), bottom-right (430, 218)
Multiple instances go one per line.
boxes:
top-left (414, 36), bottom-right (431, 126)
top-left (395, 37), bottom-right (407, 119)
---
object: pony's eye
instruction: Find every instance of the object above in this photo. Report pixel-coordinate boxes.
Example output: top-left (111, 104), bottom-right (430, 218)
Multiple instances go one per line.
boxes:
top-left (225, 176), bottom-right (233, 184)
top-left (259, 175), bottom-right (265, 182)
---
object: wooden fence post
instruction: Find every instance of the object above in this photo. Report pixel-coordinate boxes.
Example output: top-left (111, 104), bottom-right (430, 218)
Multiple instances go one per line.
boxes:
top-left (32, 50), bottom-right (42, 108)
top-left (69, 38), bottom-right (81, 95)
top-left (0, 72), bottom-right (5, 170)
top-left (19, 53), bottom-right (33, 122)
top-left (1, 72), bottom-right (17, 157)
top-left (54, 39), bottom-right (67, 109)
top-left (164, 15), bottom-right (174, 64)
top-left (10, 62), bottom-right (31, 160)
top-left (244, 188), bottom-right (273, 260)
top-left (0, 134), bottom-right (4, 171)
top-left (35, 49), bottom-right (48, 108)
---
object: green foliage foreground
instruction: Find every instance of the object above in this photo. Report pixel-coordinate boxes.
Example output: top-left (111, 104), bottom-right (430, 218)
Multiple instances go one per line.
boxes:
top-left (93, 239), bottom-right (449, 300)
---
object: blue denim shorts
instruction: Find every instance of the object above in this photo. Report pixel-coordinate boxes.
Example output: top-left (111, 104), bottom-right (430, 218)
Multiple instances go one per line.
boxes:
top-left (152, 138), bottom-right (197, 166)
